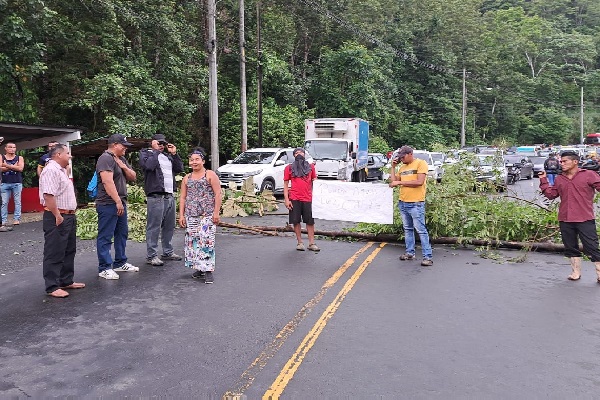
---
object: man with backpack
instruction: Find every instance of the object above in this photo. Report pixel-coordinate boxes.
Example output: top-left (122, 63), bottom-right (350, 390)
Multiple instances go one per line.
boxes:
top-left (544, 153), bottom-right (560, 186)
top-left (95, 134), bottom-right (139, 280)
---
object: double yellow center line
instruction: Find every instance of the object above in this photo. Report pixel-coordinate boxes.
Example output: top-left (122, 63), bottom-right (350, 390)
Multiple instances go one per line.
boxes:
top-left (223, 241), bottom-right (386, 399)
top-left (263, 242), bottom-right (386, 398)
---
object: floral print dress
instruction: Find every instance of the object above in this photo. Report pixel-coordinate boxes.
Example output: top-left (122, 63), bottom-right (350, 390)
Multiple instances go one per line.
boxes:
top-left (183, 173), bottom-right (216, 272)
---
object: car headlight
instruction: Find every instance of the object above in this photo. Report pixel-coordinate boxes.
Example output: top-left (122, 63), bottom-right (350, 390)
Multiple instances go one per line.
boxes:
top-left (243, 170), bottom-right (263, 177)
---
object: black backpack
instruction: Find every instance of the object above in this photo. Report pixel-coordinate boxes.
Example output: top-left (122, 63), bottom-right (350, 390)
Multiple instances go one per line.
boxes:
top-left (545, 158), bottom-right (559, 172)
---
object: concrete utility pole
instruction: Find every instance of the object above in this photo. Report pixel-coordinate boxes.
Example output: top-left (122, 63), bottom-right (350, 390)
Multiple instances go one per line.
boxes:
top-left (256, 0), bottom-right (263, 147)
top-left (581, 85), bottom-right (584, 144)
top-left (207, 0), bottom-right (219, 169)
top-left (239, 0), bottom-right (248, 152)
top-left (461, 68), bottom-right (467, 148)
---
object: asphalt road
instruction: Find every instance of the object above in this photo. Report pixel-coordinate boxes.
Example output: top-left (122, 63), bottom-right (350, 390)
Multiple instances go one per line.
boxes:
top-left (2, 187), bottom-right (600, 398)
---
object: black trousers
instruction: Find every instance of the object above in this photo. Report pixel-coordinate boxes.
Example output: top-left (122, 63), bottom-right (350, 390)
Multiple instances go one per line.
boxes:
top-left (43, 211), bottom-right (77, 293)
top-left (559, 220), bottom-right (600, 261)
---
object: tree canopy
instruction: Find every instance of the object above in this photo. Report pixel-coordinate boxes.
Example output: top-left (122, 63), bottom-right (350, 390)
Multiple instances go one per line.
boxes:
top-left (1, 0), bottom-right (599, 157)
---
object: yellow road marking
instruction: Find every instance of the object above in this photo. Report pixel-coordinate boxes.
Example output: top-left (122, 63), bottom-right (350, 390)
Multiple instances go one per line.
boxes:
top-left (222, 242), bottom-right (376, 399)
top-left (263, 242), bottom-right (387, 399)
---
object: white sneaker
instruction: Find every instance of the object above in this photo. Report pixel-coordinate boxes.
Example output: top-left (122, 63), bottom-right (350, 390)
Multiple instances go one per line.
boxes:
top-left (113, 263), bottom-right (139, 272)
top-left (99, 269), bottom-right (120, 280)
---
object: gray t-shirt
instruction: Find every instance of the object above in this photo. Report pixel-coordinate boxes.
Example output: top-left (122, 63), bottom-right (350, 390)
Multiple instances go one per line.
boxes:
top-left (95, 151), bottom-right (132, 205)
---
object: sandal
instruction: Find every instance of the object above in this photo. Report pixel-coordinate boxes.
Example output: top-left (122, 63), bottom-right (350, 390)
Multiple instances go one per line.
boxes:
top-left (568, 275), bottom-right (581, 281)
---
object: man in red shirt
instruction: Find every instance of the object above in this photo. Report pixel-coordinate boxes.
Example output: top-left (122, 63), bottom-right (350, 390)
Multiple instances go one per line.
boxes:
top-left (283, 148), bottom-right (319, 252)
top-left (540, 150), bottom-right (600, 282)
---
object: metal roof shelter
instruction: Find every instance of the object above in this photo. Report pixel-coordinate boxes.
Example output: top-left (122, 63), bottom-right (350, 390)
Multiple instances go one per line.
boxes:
top-left (70, 137), bottom-right (148, 157)
top-left (0, 122), bottom-right (82, 150)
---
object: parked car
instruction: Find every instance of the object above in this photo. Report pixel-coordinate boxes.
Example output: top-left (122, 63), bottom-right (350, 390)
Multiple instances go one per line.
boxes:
top-left (467, 154), bottom-right (508, 190)
top-left (529, 156), bottom-right (548, 176)
top-left (412, 150), bottom-right (444, 182)
top-left (366, 153), bottom-right (387, 180)
top-left (503, 155), bottom-right (535, 180)
top-left (216, 147), bottom-right (312, 194)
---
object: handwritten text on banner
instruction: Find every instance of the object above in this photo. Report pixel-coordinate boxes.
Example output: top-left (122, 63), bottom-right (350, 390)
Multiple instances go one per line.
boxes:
top-left (312, 180), bottom-right (394, 224)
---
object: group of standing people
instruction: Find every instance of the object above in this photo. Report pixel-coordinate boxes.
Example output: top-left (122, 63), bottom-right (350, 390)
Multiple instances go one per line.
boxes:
top-left (25, 134), bottom-right (600, 296)
top-left (38, 133), bottom-right (222, 298)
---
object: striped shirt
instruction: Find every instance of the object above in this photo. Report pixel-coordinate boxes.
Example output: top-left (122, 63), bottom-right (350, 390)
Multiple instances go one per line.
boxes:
top-left (39, 160), bottom-right (77, 210)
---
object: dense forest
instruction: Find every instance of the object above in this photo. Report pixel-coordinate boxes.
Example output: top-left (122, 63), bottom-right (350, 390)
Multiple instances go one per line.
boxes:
top-left (1, 0), bottom-right (600, 159)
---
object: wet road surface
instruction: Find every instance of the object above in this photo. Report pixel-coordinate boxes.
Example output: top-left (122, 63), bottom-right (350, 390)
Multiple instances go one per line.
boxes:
top-left (1, 212), bottom-right (600, 398)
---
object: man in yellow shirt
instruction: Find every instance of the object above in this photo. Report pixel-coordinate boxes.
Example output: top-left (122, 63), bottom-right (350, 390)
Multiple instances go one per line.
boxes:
top-left (389, 146), bottom-right (433, 266)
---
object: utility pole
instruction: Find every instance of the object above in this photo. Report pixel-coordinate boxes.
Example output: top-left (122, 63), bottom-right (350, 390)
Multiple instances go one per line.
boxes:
top-left (581, 85), bottom-right (584, 144)
top-left (239, 0), bottom-right (248, 152)
top-left (256, 0), bottom-right (263, 147)
top-left (207, 0), bottom-right (219, 169)
top-left (461, 68), bottom-right (467, 148)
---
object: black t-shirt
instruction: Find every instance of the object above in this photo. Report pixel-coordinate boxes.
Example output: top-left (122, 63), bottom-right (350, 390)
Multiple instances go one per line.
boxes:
top-left (95, 151), bottom-right (132, 205)
top-left (38, 152), bottom-right (51, 167)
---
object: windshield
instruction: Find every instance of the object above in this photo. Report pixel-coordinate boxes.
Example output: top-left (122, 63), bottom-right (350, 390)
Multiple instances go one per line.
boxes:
top-left (232, 151), bottom-right (276, 164)
top-left (305, 141), bottom-right (348, 160)
top-left (430, 153), bottom-right (444, 163)
top-left (413, 153), bottom-right (432, 163)
top-left (529, 156), bottom-right (546, 164)
top-left (477, 155), bottom-right (501, 167)
top-left (504, 156), bottom-right (527, 164)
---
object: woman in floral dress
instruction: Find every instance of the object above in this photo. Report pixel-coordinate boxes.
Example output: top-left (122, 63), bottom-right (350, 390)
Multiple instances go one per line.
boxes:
top-left (178, 148), bottom-right (222, 283)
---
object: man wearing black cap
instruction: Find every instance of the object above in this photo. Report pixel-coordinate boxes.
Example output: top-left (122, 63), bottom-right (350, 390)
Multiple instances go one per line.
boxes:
top-left (540, 150), bottom-right (600, 282)
top-left (95, 134), bottom-right (139, 280)
top-left (139, 133), bottom-right (184, 266)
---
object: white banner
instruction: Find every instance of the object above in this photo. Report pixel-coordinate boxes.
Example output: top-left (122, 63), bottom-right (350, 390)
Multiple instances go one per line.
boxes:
top-left (312, 180), bottom-right (394, 224)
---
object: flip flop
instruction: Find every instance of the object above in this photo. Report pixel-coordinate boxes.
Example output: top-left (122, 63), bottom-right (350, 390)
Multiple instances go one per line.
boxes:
top-left (61, 282), bottom-right (86, 289)
top-left (47, 289), bottom-right (69, 298)
top-left (568, 275), bottom-right (581, 281)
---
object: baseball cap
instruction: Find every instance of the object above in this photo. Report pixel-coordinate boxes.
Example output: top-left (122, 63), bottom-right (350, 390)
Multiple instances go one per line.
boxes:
top-left (392, 145), bottom-right (413, 162)
top-left (107, 134), bottom-right (133, 146)
top-left (152, 133), bottom-right (167, 143)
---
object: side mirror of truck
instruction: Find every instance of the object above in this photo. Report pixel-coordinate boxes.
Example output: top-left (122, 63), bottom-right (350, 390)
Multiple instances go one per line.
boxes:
top-left (274, 160), bottom-right (285, 166)
top-left (227, 160), bottom-right (233, 164)
top-left (351, 152), bottom-right (357, 159)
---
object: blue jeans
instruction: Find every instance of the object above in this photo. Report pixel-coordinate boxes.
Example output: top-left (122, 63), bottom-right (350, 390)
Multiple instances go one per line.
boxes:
top-left (547, 173), bottom-right (556, 186)
top-left (96, 203), bottom-right (129, 272)
top-left (399, 201), bottom-right (433, 259)
top-left (145, 194), bottom-right (176, 258)
top-left (1, 182), bottom-right (22, 224)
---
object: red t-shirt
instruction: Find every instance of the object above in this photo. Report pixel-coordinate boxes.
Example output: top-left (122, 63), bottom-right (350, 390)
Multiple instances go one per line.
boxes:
top-left (284, 164), bottom-right (317, 202)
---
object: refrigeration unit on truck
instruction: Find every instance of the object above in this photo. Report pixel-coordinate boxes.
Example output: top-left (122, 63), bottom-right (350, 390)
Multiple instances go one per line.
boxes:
top-left (304, 118), bottom-right (369, 182)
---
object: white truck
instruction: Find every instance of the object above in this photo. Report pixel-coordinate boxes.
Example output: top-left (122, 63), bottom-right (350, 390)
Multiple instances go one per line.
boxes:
top-left (304, 118), bottom-right (369, 182)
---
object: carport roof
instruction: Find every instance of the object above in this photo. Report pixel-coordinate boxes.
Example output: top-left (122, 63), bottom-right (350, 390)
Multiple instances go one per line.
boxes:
top-left (0, 122), bottom-right (82, 150)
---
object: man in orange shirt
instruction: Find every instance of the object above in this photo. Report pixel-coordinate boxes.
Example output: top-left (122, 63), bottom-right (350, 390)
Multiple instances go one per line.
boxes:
top-left (389, 146), bottom-right (433, 266)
